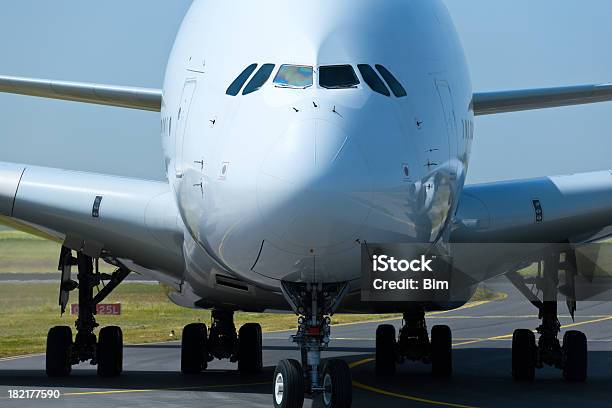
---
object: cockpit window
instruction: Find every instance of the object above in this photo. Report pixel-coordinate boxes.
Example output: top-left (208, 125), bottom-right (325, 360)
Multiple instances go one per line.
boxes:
top-left (375, 65), bottom-right (407, 97)
top-left (226, 64), bottom-right (258, 96)
top-left (357, 64), bottom-right (390, 97)
top-left (243, 64), bottom-right (276, 95)
top-left (319, 65), bottom-right (360, 89)
top-left (273, 65), bottom-right (313, 89)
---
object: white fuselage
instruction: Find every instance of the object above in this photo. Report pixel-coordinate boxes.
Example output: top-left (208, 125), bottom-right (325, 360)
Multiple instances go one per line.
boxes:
top-left (161, 0), bottom-right (474, 295)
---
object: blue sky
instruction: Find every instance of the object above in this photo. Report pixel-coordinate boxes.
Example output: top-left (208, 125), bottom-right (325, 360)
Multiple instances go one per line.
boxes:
top-left (0, 0), bottom-right (611, 183)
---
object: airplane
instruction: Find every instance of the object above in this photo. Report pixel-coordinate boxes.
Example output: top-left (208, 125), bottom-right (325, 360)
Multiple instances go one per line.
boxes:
top-left (1, 1), bottom-right (612, 407)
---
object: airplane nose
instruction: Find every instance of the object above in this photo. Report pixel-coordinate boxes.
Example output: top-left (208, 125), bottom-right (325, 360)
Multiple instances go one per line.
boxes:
top-left (257, 119), bottom-right (372, 251)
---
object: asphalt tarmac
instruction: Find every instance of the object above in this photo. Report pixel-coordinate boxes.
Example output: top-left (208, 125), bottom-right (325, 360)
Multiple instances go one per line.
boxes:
top-left (1, 279), bottom-right (612, 408)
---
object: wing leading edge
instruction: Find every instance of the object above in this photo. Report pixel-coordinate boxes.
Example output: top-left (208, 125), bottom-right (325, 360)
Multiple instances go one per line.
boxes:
top-left (473, 83), bottom-right (612, 115)
top-left (453, 170), bottom-right (612, 244)
top-left (0, 162), bottom-right (184, 284)
top-left (0, 75), bottom-right (162, 112)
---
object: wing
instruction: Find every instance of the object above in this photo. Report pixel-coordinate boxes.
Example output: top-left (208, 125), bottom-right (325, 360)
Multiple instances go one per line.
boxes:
top-left (453, 170), bottom-right (612, 244)
top-left (451, 171), bottom-right (612, 287)
top-left (0, 162), bottom-right (184, 285)
top-left (0, 75), bottom-right (161, 111)
top-left (473, 83), bottom-right (612, 115)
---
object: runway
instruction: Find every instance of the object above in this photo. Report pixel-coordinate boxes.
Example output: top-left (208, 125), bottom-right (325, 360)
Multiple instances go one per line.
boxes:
top-left (2, 279), bottom-right (612, 408)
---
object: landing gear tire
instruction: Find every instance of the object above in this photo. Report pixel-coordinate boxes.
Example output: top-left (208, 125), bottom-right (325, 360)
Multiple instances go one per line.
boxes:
top-left (273, 359), bottom-right (304, 408)
top-left (238, 323), bottom-right (263, 374)
top-left (314, 359), bottom-right (353, 408)
top-left (97, 326), bottom-right (123, 378)
top-left (181, 323), bottom-right (208, 374)
top-left (512, 329), bottom-right (536, 381)
top-left (46, 326), bottom-right (73, 378)
top-left (431, 325), bottom-right (452, 377)
top-left (375, 324), bottom-right (396, 376)
top-left (563, 330), bottom-right (587, 382)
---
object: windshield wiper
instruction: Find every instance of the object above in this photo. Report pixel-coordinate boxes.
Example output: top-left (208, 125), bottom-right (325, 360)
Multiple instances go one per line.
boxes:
top-left (321, 85), bottom-right (358, 89)
top-left (274, 83), bottom-right (311, 89)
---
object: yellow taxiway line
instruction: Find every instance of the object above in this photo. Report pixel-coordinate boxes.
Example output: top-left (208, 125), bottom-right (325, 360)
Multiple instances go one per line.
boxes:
top-left (351, 379), bottom-right (477, 408)
top-left (62, 382), bottom-right (270, 397)
top-left (343, 300), bottom-right (503, 408)
top-left (0, 353), bottom-right (44, 362)
top-left (349, 312), bottom-right (612, 408)
top-left (349, 358), bottom-right (479, 408)
top-left (453, 315), bottom-right (612, 347)
top-left (0, 299), bottom-right (499, 404)
top-left (263, 299), bottom-right (502, 335)
top-left (10, 297), bottom-right (611, 407)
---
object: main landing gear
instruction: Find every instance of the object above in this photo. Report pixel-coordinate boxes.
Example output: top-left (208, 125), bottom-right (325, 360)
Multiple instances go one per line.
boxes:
top-left (273, 282), bottom-right (351, 408)
top-left (375, 309), bottom-right (452, 377)
top-left (508, 251), bottom-right (587, 382)
top-left (46, 249), bottom-right (130, 377)
top-left (181, 309), bottom-right (263, 375)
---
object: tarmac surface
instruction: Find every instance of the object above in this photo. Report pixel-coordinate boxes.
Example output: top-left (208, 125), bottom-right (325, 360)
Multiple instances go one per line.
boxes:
top-left (1, 279), bottom-right (612, 408)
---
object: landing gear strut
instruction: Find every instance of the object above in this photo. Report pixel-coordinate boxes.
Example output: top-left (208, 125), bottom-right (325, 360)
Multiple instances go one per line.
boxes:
top-left (274, 282), bottom-right (351, 408)
top-left (375, 309), bottom-right (452, 377)
top-left (181, 309), bottom-right (263, 375)
top-left (509, 250), bottom-right (587, 382)
top-left (46, 249), bottom-right (129, 377)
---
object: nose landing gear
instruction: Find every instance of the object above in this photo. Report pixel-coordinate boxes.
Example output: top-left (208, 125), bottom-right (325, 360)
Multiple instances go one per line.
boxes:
top-left (375, 309), bottom-right (452, 377)
top-left (274, 282), bottom-right (351, 408)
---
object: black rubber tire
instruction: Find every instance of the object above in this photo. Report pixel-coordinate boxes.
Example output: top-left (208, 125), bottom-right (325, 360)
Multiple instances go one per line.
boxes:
top-left (273, 359), bottom-right (304, 408)
top-left (238, 323), bottom-right (263, 374)
top-left (563, 330), bottom-right (587, 382)
top-left (431, 325), bottom-right (452, 377)
top-left (181, 323), bottom-right (208, 374)
top-left (97, 326), bottom-right (123, 378)
top-left (46, 326), bottom-right (73, 377)
top-left (512, 329), bottom-right (536, 381)
top-left (314, 359), bottom-right (353, 408)
top-left (375, 324), bottom-right (396, 376)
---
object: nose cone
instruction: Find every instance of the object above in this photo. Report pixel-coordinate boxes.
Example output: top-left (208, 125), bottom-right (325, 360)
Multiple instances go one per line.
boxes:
top-left (257, 119), bottom-right (372, 251)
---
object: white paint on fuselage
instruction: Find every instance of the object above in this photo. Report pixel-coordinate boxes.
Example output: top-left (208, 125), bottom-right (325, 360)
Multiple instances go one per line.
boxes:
top-left (161, 0), bottom-right (473, 287)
